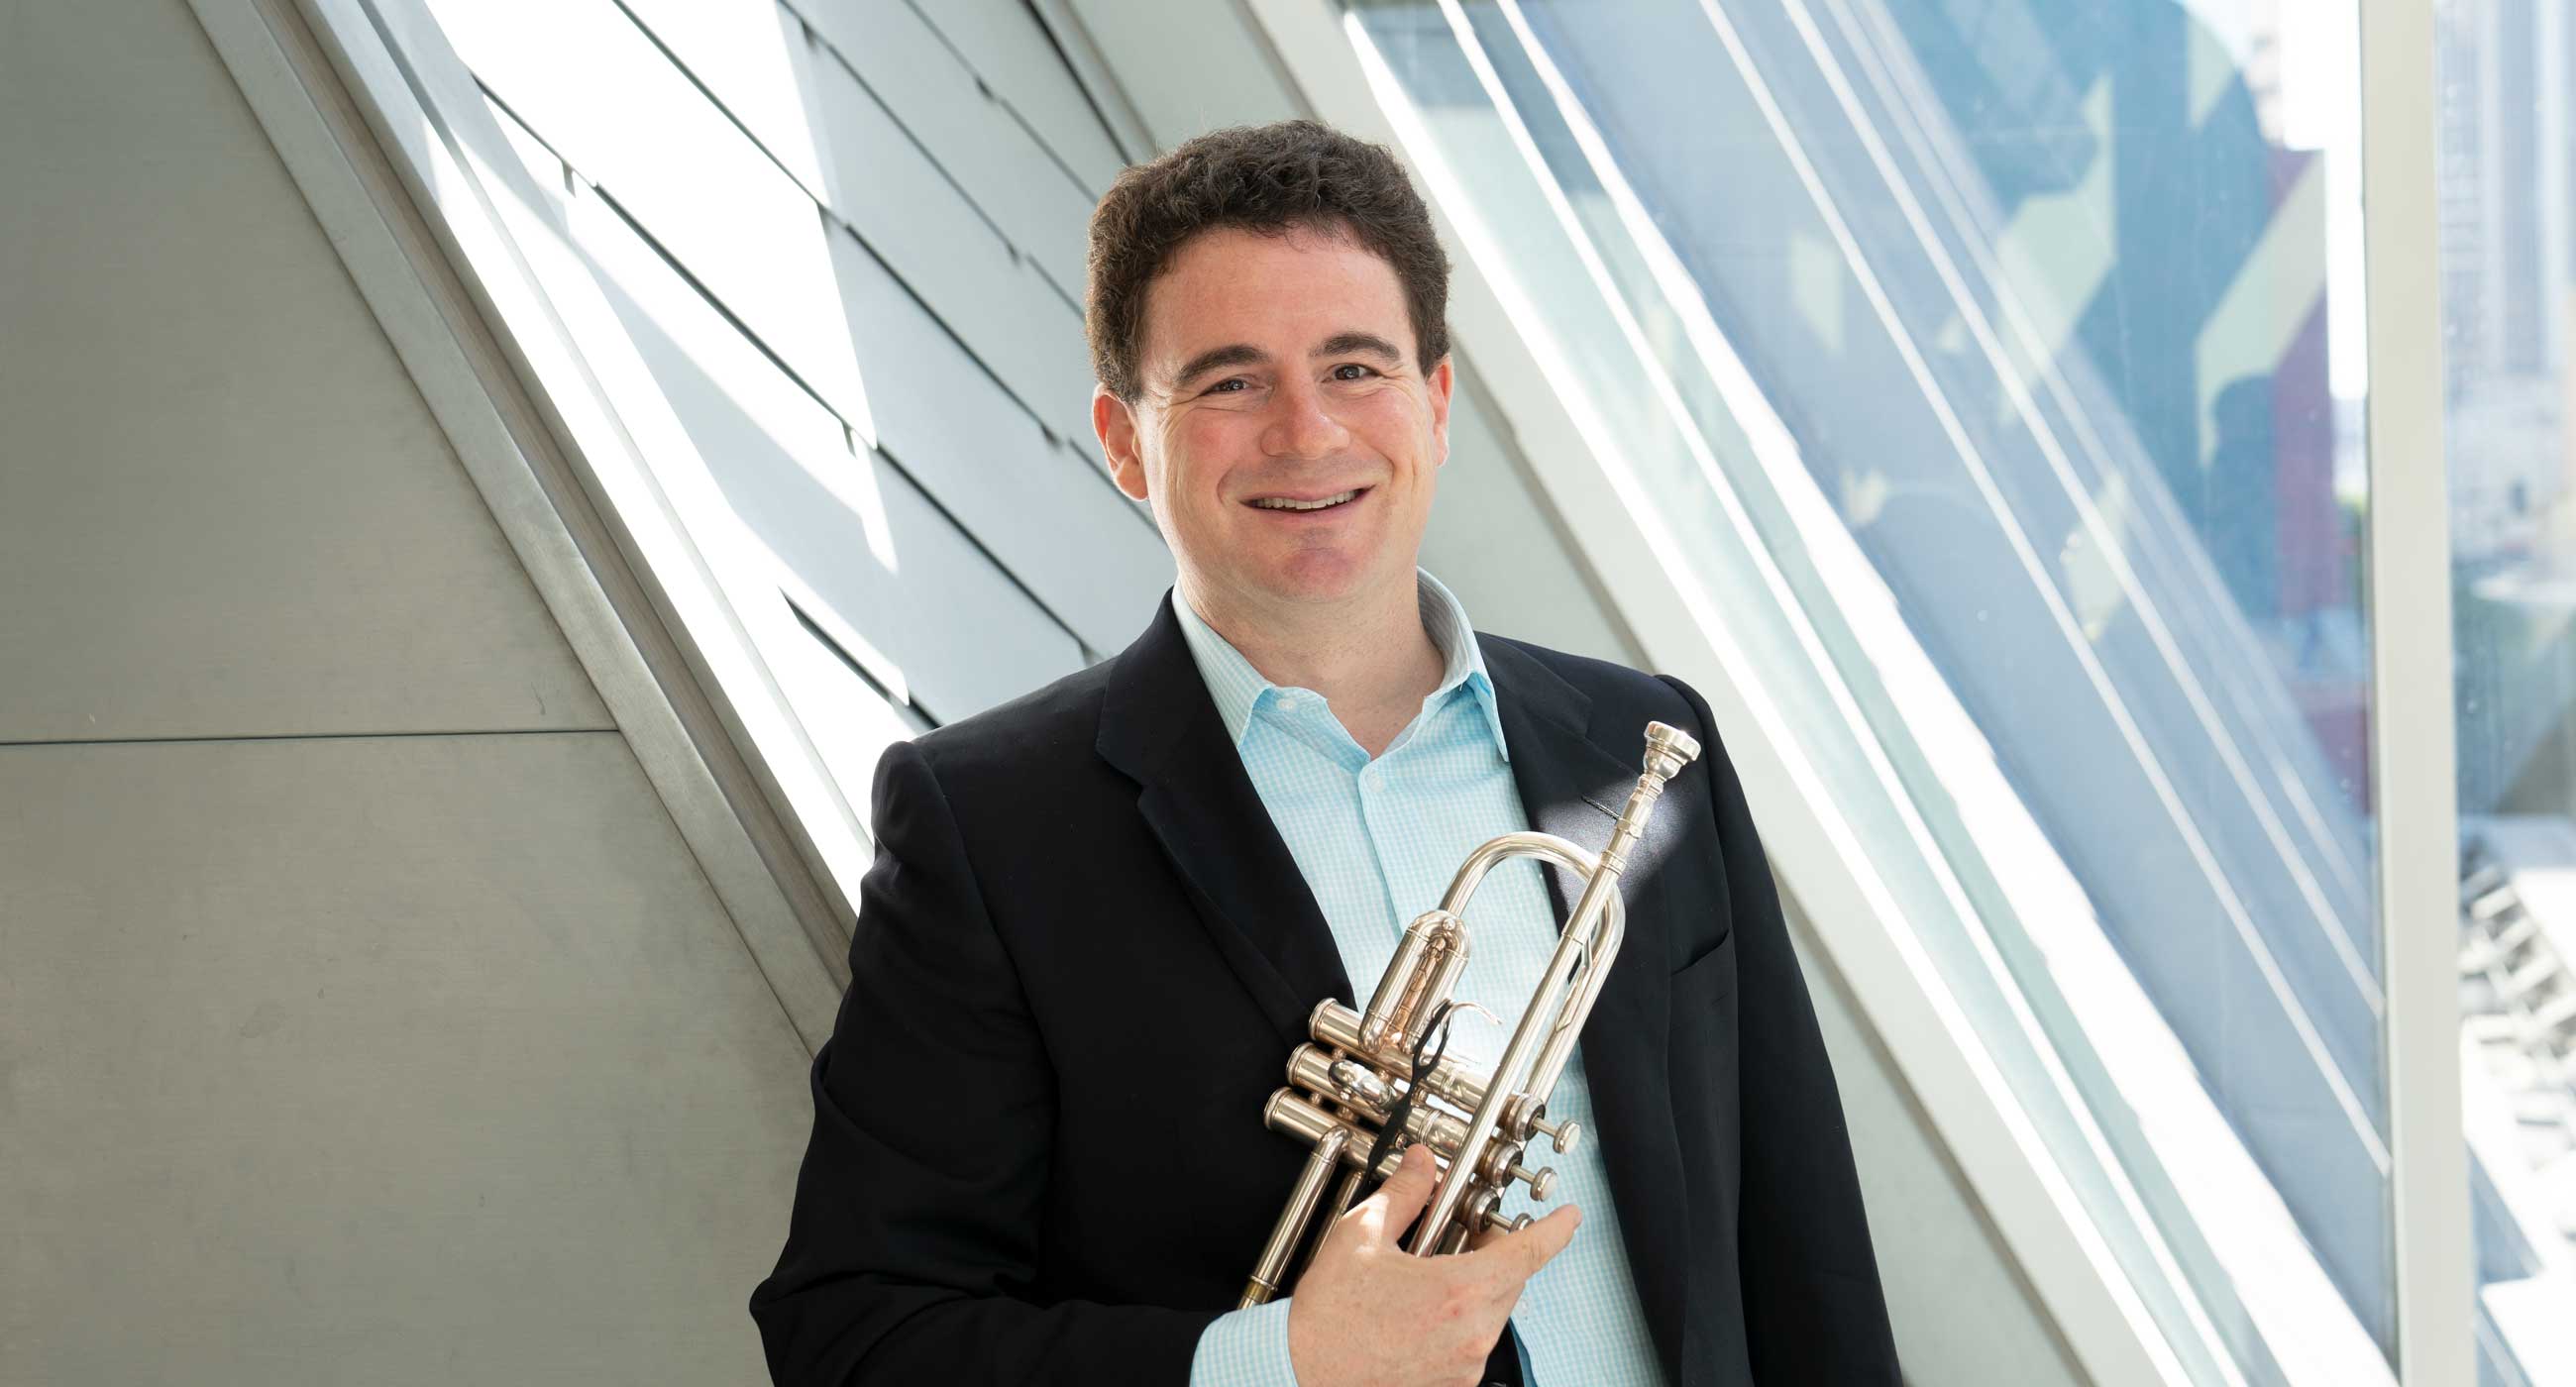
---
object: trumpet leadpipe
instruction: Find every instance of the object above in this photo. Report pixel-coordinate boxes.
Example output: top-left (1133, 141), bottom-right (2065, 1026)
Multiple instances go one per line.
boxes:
top-left (1406, 722), bottom-right (1698, 1254)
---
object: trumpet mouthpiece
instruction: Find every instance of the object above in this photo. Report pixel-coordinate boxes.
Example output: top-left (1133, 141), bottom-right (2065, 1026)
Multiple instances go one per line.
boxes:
top-left (1643, 720), bottom-right (1700, 778)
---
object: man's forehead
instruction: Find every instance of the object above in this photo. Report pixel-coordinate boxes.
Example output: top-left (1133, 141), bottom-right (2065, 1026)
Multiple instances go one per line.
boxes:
top-left (1142, 229), bottom-right (1410, 365)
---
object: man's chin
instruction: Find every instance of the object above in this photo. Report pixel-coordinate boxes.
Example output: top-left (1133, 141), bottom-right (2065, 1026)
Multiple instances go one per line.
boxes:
top-left (1234, 557), bottom-right (1407, 608)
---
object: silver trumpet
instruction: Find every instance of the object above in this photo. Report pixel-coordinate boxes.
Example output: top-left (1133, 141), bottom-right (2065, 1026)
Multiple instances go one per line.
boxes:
top-left (1238, 720), bottom-right (1702, 1308)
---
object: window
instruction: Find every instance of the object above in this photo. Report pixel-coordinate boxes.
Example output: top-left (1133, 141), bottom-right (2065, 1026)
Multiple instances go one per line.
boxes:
top-left (1341, 1), bottom-right (2416, 1377)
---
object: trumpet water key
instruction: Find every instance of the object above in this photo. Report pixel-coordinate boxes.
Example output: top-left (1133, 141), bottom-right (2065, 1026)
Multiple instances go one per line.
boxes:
top-left (1238, 720), bottom-right (1702, 1308)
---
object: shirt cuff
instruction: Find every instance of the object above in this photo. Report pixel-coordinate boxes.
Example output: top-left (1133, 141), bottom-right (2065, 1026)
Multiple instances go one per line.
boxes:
top-left (1188, 1298), bottom-right (1300, 1387)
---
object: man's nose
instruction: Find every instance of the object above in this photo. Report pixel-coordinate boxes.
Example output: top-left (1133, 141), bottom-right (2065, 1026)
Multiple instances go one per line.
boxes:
top-left (1259, 378), bottom-right (1348, 461)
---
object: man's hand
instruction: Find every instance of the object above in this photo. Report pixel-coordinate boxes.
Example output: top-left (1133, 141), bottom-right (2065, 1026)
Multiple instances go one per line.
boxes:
top-left (1285, 1143), bottom-right (1580, 1387)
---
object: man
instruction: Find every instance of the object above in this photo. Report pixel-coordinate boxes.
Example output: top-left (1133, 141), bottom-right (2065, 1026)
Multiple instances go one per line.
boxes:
top-left (750, 120), bottom-right (1898, 1386)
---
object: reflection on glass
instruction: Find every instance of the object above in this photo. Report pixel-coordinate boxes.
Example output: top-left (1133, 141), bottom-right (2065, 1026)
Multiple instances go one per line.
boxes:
top-left (2438, 0), bottom-right (2576, 1383)
top-left (1344, 0), bottom-right (2422, 1379)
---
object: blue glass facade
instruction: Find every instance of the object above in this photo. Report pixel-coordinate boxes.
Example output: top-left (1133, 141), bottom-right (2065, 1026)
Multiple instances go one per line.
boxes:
top-left (1348, 0), bottom-right (2392, 1375)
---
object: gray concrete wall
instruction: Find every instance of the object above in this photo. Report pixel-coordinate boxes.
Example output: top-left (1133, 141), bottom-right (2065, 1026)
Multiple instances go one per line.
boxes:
top-left (0, 2), bottom-right (811, 1380)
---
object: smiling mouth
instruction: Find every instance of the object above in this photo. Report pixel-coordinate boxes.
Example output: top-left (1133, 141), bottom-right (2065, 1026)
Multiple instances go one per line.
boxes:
top-left (1247, 486), bottom-right (1368, 513)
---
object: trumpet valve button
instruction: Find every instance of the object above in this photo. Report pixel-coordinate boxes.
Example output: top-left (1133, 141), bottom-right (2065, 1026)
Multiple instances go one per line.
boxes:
top-left (1512, 1163), bottom-right (1558, 1201)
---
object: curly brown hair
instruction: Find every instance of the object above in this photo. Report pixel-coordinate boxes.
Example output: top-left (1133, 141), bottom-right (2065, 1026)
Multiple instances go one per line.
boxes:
top-left (1084, 119), bottom-right (1451, 404)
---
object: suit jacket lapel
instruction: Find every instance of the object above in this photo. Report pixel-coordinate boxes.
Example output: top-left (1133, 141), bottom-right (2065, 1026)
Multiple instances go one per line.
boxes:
top-left (1098, 590), bottom-right (1353, 1047)
top-left (1482, 634), bottom-right (1690, 1387)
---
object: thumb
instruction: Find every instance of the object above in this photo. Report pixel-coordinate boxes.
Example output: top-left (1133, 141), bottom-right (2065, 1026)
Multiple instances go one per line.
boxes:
top-left (1352, 1142), bottom-right (1440, 1244)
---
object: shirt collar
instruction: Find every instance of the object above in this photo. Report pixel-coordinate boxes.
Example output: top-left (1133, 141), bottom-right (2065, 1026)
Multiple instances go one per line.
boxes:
top-left (1173, 567), bottom-right (1510, 761)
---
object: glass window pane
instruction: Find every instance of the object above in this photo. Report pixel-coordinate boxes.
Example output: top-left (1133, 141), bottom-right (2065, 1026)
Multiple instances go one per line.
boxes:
top-left (2438, 0), bottom-right (2576, 1381)
top-left (1343, 1), bottom-right (2399, 1377)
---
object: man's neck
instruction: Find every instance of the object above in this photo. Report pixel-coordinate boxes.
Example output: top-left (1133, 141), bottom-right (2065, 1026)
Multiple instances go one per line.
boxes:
top-left (1183, 572), bottom-right (1448, 758)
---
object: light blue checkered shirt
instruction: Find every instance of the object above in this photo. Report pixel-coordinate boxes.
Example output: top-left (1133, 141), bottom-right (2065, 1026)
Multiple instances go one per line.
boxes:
top-left (1182, 569), bottom-right (1664, 1387)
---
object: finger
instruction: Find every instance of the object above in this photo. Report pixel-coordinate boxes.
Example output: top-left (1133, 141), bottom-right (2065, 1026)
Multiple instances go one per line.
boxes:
top-left (1463, 1201), bottom-right (1581, 1279)
top-left (1518, 1202), bottom-right (1582, 1271)
top-left (1348, 1142), bottom-right (1439, 1243)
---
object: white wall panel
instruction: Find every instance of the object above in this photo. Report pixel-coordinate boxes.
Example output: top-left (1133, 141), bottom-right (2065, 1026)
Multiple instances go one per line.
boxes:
top-left (810, 0), bottom-right (1096, 299)
top-left (428, 0), bottom-right (873, 431)
top-left (606, 0), bottom-right (1097, 303)
top-left (539, 149), bottom-right (1090, 715)
top-left (443, 0), bottom-right (1104, 479)
top-left (1064, 0), bottom-right (1302, 146)
top-left (815, 219), bottom-right (1170, 654)
top-left (0, 732), bottom-right (810, 1387)
top-left (590, 0), bottom-right (839, 202)
top-left (491, 100), bottom-right (1144, 688)
top-left (469, 0), bottom-right (1103, 468)
top-left (768, 599), bottom-right (922, 839)
top-left (472, 29), bottom-right (1161, 678)
top-left (807, 0), bottom-right (1130, 193)
top-left (805, 51), bottom-right (1102, 459)
top-left (430, 0), bottom-right (1183, 672)
top-left (0, 0), bottom-right (609, 743)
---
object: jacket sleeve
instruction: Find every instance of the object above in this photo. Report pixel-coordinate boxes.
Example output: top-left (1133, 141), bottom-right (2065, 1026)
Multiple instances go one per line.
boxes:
top-left (748, 737), bottom-right (1218, 1385)
top-left (1663, 674), bottom-right (1903, 1384)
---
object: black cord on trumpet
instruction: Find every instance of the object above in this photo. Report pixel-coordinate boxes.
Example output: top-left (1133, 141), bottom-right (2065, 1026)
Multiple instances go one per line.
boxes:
top-left (1362, 1001), bottom-right (1461, 1207)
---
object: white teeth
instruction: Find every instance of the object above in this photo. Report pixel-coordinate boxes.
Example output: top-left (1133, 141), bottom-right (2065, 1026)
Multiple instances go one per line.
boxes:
top-left (1251, 489), bottom-right (1359, 511)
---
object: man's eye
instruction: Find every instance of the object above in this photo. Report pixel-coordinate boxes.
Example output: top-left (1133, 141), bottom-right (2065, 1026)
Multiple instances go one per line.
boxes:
top-left (1330, 363), bottom-right (1379, 381)
top-left (1208, 378), bottom-right (1249, 394)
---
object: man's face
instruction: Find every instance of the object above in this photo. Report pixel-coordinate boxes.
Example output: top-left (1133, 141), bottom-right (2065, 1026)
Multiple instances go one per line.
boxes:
top-left (1095, 223), bottom-right (1453, 620)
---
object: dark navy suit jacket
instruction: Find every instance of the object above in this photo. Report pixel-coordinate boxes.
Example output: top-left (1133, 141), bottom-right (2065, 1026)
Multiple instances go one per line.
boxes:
top-left (749, 589), bottom-right (1901, 1385)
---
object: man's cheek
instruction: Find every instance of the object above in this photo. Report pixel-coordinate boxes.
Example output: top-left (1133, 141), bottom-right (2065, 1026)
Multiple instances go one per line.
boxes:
top-left (1344, 389), bottom-right (1421, 437)
top-left (1169, 412), bottom-right (1237, 458)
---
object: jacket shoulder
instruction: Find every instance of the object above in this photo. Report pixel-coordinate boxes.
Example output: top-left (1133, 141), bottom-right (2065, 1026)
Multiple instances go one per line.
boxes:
top-left (1477, 631), bottom-right (1708, 734)
top-left (906, 658), bottom-right (1117, 786)
top-left (1479, 630), bottom-right (1661, 691)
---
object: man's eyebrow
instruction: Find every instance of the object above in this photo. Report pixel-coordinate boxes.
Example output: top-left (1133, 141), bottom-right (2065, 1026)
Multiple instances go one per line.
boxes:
top-left (1170, 332), bottom-right (1407, 389)
top-left (1171, 343), bottom-right (1267, 388)
top-left (1313, 331), bottom-right (1405, 363)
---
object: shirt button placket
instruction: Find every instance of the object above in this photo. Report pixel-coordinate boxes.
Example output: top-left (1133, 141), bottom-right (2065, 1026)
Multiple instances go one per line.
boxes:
top-left (1353, 761), bottom-right (1407, 945)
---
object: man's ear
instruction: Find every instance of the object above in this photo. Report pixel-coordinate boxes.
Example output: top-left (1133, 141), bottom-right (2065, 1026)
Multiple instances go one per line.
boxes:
top-left (1094, 386), bottom-right (1150, 502)
top-left (1427, 356), bottom-right (1455, 469)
